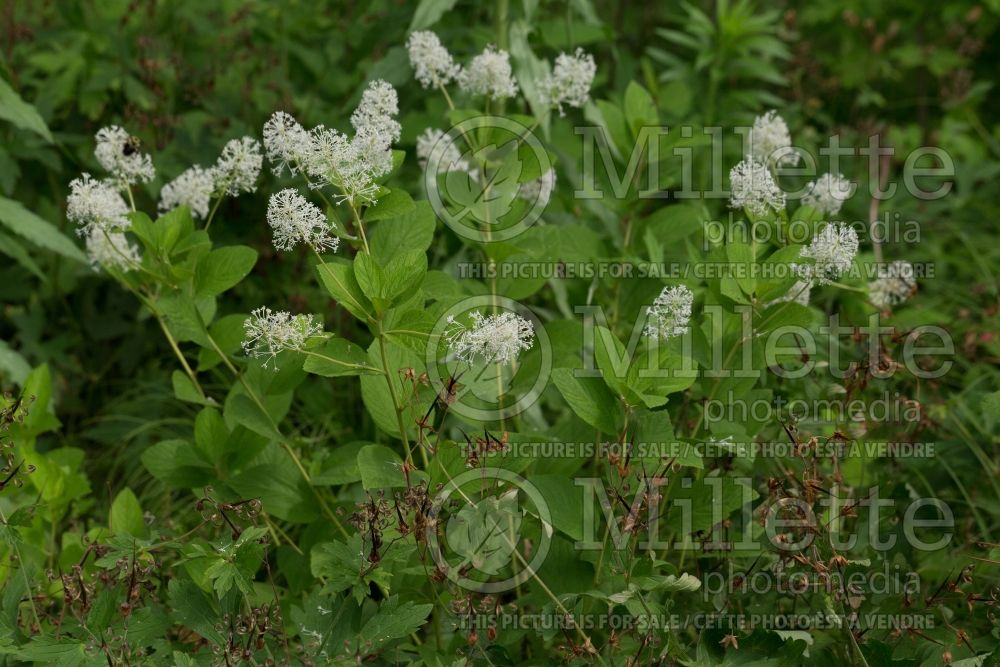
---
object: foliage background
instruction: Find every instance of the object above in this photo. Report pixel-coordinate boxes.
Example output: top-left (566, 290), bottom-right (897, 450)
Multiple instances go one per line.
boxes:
top-left (1, 0), bottom-right (1000, 664)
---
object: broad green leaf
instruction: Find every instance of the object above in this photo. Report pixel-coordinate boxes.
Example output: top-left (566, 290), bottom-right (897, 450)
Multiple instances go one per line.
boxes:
top-left (224, 393), bottom-right (282, 441)
top-left (364, 188), bottom-right (414, 222)
top-left (0, 195), bottom-right (85, 262)
top-left (370, 200), bottom-right (437, 263)
top-left (109, 488), bottom-right (147, 538)
top-left (356, 599), bottom-right (433, 654)
top-left (0, 77), bottom-right (53, 142)
top-left (0, 229), bottom-right (47, 280)
top-left (0, 339), bottom-right (31, 385)
top-left (228, 445), bottom-right (318, 522)
top-left (408, 0), bottom-right (458, 30)
top-left (141, 439), bottom-right (214, 489)
top-left (551, 368), bottom-right (623, 434)
top-left (193, 245), bottom-right (257, 296)
top-left (624, 81), bottom-right (657, 137)
top-left (357, 444), bottom-right (410, 489)
top-left (315, 257), bottom-right (375, 322)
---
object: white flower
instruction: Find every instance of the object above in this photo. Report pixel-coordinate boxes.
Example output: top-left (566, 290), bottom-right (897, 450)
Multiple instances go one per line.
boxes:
top-left (749, 110), bottom-right (798, 167)
top-left (85, 229), bottom-right (141, 272)
top-left (158, 165), bottom-right (215, 219)
top-left (729, 157), bottom-right (786, 216)
top-left (306, 126), bottom-right (381, 204)
top-left (794, 223), bottom-right (859, 285)
top-left (263, 111), bottom-right (315, 176)
top-left (407, 31), bottom-right (461, 88)
top-left (766, 280), bottom-right (812, 308)
top-left (644, 285), bottom-right (694, 340)
top-left (266, 189), bottom-right (338, 253)
top-left (802, 173), bottom-right (852, 215)
top-left (868, 260), bottom-right (916, 309)
top-left (350, 79), bottom-right (401, 146)
top-left (67, 173), bottom-right (131, 234)
top-left (445, 311), bottom-right (535, 365)
top-left (211, 137), bottom-right (263, 196)
top-left (457, 45), bottom-right (519, 99)
top-left (242, 306), bottom-right (322, 368)
top-left (518, 168), bottom-right (556, 208)
top-left (94, 126), bottom-right (155, 185)
top-left (417, 128), bottom-right (469, 172)
top-left (540, 48), bottom-right (596, 115)
top-left (351, 124), bottom-right (395, 180)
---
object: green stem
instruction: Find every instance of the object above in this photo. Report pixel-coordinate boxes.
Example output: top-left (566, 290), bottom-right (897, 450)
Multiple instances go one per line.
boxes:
top-left (204, 194), bottom-right (225, 231)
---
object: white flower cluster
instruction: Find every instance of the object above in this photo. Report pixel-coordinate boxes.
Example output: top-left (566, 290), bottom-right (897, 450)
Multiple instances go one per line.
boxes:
top-left (351, 80), bottom-right (402, 145)
top-left (416, 127), bottom-right (476, 178)
top-left (261, 80), bottom-right (401, 205)
top-left (794, 223), bottom-right (859, 285)
top-left (540, 48), bottom-right (596, 115)
top-left (243, 306), bottom-right (322, 368)
top-left (407, 31), bottom-right (461, 88)
top-left (67, 173), bottom-right (131, 234)
top-left (85, 229), bottom-right (141, 272)
top-left (211, 136), bottom-right (263, 196)
top-left (263, 111), bottom-right (314, 176)
top-left (266, 189), bottom-right (338, 253)
top-left (457, 45), bottom-right (519, 100)
top-left (749, 110), bottom-right (798, 167)
top-left (868, 260), bottom-right (916, 309)
top-left (767, 280), bottom-right (812, 308)
top-left (446, 311), bottom-right (535, 365)
top-left (644, 285), bottom-right (694, 340)
top-left (802, 173), bottom-right (852, 215)
top-left (518, 168), bottom-right (557, 208)
top-left (729, 157), bottom-right (786, 216)
top-left (158, 165), bottom-right (215, 219)
top-left (94, 126), bottom-right (155, 185)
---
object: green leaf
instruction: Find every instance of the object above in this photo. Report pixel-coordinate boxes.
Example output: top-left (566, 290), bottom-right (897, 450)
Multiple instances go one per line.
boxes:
top-left (193, 245), bottom-right (257, 297)
top-left (593, 326), bottom-right (630, 398)
top-left (225, 393), bottom-right (282, 441)
top-left (168, 579), bottom-right (224, 645)
top-left (370, 200), bottom-right (436, 263)
top-left (0, 230), bottom-right (47, 280)
top-left (0, 77), bottom-right (53, 142)
top-left (445, 490), bottom-right (521, 575)
top-left (0, 340), bottom-right (31, 385)
top-left (356, 599), bottom-right (433, 654)
top-left (109, 488), bottom-right (147, 538)
top-left (303, 338), bottom-right (381, 377)
top-left (315, 258), bottom-right (375, 322)
top-left (364, 188), bottom-right (415, 222)
top-left (552, 368), bottom-right (624, 434)
top-left (0, 195), bottom-right (85, 262)
top-left (171, 370), bottom-right (210, 405)
top-left (408, 0), bottom-right (458, 30)
top-left (357, 444), bottom-right (408, 489)
top-left (141, 439), bottom-right (215, 489)
top-left (197, 313), bottom-right (247, 371)
top-left (624, 81), bottom-right (657, 137)
top-left (360, 339), bottom-right (426, 439)
top-left (228, 445), bottom-right (318, 522)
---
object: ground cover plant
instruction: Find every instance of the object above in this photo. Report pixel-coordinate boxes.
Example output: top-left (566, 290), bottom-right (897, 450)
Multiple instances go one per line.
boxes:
top-left (1, 0), bottom-right (999, 665)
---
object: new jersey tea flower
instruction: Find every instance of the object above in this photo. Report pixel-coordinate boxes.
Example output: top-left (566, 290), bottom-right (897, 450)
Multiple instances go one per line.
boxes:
top-left (644, 285), bottom-right (694, 340)
top-left (446, 311), bottom-right (535, 365)
top-left (795, 223), bottom-right (860, 285)
top-left (243, 307), bottom-right (322, 368)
